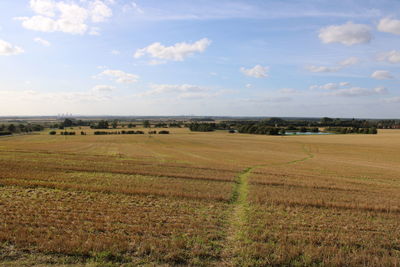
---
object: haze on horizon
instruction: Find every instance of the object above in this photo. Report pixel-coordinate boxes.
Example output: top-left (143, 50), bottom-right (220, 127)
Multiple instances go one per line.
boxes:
top-left (1, 0), bottom-right (400, 118)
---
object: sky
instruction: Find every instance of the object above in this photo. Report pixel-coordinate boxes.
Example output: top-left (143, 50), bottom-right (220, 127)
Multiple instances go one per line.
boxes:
top-left (1, 0), bottom-right (400, 118)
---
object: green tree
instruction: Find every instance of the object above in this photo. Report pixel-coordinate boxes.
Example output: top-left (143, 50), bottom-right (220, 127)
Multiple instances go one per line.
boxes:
top-left (143, 120), bottom-right (151, 128)
top-left (112, 120), bottom-right (118, 129)
top-left (7, 124), bottom-right (16, 133)
top-left (63, 119), bottom-right (73, 127)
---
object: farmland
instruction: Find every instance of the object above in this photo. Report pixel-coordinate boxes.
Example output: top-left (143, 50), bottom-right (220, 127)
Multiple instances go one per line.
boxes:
top-left (1, 128), bottom-right (400, 266)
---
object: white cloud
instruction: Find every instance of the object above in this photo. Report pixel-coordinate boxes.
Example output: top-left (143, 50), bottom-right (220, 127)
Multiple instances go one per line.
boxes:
top-left (90, 0), bottom-right (113, 22)
top-left (92, 84), bottom-right (116, 92)
top-left (306, 65), bottom-right (340, 73)
top-left (245, 83), bottom-right (252, 88)
top-left (134, 38), bottom-right (211, 61)
top-left (16, 0), bottom-right (112, 35)
top-left (0, 40), bottom-right (24, 56)
top-left (326, 86), bottom-right (387, 97)
top-left (95, 69), bottom-right (139, 83)
top-left (136, 83), bottom-right (229, 100)
top-left (374, 86), bottom-right (388, 94)
top-left (111, 49), bottom-right (120, 55)
top-left (306, 57), bottom-right (359, 73)
top-left (319, 22), bottom-right (372, 45)
top-left (30, 0), bottom-right (56, 17)
top-left (339, 56), bottom-right (359, 66)
top-left (377, 50), bottom-right (400, 64)
top-left (377, 18), bottom-right (400, 35)
top-left (240, 65), bottom-right (269, 78)
top-left (371, 70), bottom-right (393, 80)
top-left (310, 82), bottom-right (349, 90)
top-left (320, 83), bottom-right (338, 90)
top-left (34, 37), bottom-right (51, 46)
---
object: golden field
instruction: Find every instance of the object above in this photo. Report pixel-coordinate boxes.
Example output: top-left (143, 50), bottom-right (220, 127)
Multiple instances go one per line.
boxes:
top-left (0, 128), bottom-right (400, 266)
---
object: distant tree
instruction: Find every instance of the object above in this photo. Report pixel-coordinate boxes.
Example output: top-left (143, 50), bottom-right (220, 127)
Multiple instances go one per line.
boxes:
top-left (63, 119), bottom-right (73, 127)
top-left (7, 124), bottom-right (16, 133)
top-left (321, 117), bottom-right (333, 125)
top-left (95, 120), bottom-right (109, 129)
top-left (49, 131), bottom-right (57, 135)
top-left (112, 120), bottom-right (118, 129)
top-left (143, 120), bottom-right (151, 128)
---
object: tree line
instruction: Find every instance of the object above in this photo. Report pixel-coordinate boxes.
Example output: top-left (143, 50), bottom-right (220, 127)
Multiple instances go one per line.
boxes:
top-left (0, 124), bottom-right (44, 136)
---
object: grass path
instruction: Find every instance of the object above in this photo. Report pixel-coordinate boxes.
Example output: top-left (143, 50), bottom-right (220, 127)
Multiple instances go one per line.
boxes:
top-left (220, 144), bottom-right (315, 266)
top-left (220, 167), bottom-right (253, 266)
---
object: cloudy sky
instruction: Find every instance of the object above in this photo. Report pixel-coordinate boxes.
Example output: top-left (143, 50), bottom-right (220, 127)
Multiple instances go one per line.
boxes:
top-left (1, 0), bottom-right (400, 117)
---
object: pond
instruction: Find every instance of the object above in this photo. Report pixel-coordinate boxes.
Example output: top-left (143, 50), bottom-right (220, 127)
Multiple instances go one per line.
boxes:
top-left (285, 132), bottom-right (335, 135)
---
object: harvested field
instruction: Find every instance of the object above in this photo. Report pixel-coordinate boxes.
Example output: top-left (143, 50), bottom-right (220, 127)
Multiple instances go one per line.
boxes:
top-left (1, 128), bottom-right (400, 266)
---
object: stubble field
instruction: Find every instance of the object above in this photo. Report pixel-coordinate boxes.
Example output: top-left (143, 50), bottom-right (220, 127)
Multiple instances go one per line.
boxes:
top-left (0, 128), bottom-right (399, 266)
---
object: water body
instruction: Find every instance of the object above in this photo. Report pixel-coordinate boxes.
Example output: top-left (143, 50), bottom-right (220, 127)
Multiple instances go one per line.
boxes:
top-left (285, 132), bottom-right (335, 136)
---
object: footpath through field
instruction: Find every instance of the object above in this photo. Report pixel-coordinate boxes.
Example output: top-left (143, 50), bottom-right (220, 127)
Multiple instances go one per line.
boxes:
top-left (220, 145), bottom-right (314, 266)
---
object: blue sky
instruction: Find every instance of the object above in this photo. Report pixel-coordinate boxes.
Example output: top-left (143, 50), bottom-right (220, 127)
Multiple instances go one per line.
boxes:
top-left (1, 0), bottom-right (400, 118)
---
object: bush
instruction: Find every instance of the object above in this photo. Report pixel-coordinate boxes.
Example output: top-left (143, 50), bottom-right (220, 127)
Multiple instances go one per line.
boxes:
top-left (49, 131), bottom-right (57, 135)
top-left (158, 130), bottom-right (170, 134)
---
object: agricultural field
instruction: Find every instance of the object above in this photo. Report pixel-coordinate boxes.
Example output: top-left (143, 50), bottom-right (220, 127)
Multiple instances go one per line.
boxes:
top-left (0, 128), bottom-right (400, 266)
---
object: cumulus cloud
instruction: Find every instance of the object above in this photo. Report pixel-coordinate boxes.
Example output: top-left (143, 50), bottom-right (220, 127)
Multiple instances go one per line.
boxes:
top-left (319, 22), bottom-right (372, 45)
top-left (0, 40), bottom-right (24, 56)
top-left (34, 37), bottom-right (51, 46)
top-left (371, 70), bottom-right (393, 80)
top-left (306, 56), bottom-right (359, 73)
top-left (378, 18), bottom-right (400, 35)
top-left (377, 50), bottom-right (400, 63)
top-left (15, 0), bottom-right (113, 35)
top-left (30, 0), bottom-right (56, 17)
top-left (134, 38), bottom-right (211, 61)
top-left (326, 86), bottom-right (388, 97)
top-left (306, 65), bottom-right (340, 73)
top-left (310, 82), bottom-right (349, 90)
top-left (92, 84), bottom-right (116, 92)
top-left (90, 0), bottom-right (112, 22)
top-left (135, 83), bottom-right (228, 100)
top-left (95, 69), bottom-right (139, 83)
top-left (240, 65), bottom-right (269, 78)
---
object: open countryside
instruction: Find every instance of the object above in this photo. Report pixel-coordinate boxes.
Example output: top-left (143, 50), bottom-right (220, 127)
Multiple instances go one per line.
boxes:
top-left (1, 122), bottom-right (400, 266)
top-left (2, 0), bottom-right (400, 266)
